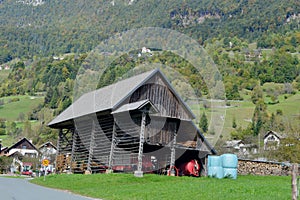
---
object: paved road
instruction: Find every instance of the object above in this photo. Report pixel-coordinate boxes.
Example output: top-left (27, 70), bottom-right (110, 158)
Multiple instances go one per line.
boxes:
top-left (0, 177), bottom-right (100, 200)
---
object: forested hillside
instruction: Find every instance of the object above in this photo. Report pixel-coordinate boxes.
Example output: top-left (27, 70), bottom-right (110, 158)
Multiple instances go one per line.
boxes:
top-left (0, 0), bottom-right (300, 161)
top-left (0, 0), bottom-right (300, 62)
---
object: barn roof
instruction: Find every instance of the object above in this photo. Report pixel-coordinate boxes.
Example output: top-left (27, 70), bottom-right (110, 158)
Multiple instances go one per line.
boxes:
top-left (111, 99), bottom-right (159, 114)
top-left (48, 68), bottom-right (195, 128)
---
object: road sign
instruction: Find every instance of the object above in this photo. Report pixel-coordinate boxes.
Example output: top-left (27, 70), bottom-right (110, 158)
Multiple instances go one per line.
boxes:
top-left (42, 159), bottom-right (50, 167)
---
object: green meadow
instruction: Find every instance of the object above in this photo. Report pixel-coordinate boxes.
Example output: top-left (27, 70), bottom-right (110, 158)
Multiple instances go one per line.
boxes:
top-left (0, 95), bottom-right (44, 121)
top-left (30, 173), bottom-right (291, 200)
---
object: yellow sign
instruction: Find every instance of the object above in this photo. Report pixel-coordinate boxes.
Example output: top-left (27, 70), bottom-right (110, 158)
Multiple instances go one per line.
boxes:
top-left (42, 159), bottom-right (50, 167)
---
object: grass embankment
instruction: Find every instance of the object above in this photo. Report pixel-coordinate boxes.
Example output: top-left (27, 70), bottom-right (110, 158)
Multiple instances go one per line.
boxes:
top-left (189, 90), bottom-right (300, 139)
top-left (0, 95), bottom-right (44, 146)
top-left (0, 95), bottom-right (44, 121)
top-left (31, 174), bottom-right (291, 200)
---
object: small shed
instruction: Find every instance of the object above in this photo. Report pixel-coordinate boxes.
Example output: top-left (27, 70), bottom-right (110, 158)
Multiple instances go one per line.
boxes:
top-left (48, 68), bottom-right (216, 175)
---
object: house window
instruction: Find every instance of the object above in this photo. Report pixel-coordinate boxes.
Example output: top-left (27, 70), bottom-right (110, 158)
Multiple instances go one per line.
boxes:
top-left (269, 136), bottom-right (275, 141)
top-left (22, 145), bottom-right (27, 149)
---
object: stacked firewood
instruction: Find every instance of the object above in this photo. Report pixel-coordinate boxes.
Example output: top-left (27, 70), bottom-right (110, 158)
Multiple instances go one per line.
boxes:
top-left (238, 160), bottom-right (291, 176)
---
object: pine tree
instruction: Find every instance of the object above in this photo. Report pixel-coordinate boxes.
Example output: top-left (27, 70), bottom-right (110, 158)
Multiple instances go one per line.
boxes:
top-left (232, 117), bottom-right (237, 129)
top-left (199, 112), bottom-right (208, 133)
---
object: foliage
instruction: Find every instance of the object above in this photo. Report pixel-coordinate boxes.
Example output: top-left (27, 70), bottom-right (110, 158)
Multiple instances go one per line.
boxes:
top-left (199, 112), bottom-right (208, 133)
top-left (0, 0), bottom-right (300, 61)
top-left (0, 156), bottom-right (13, 173)
top-left (274, 134), bottom-right (300, 163)
top-left (232, 117), bottom-right (237, 129)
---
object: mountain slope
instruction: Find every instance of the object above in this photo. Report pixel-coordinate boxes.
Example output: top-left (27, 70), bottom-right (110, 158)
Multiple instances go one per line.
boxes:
top-left (0, 0), bottom-right (299, 60)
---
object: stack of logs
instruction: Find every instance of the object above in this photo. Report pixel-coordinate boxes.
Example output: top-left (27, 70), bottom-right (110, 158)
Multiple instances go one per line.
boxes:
top-left (238, 159), bottom-right (291, 176)
top-left (56, 154), bottom-right (72, 173)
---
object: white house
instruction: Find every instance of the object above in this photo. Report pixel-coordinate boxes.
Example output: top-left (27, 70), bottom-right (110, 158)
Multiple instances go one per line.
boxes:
top-left (223, 140), bottom-right (258, 158)
top-left (5, 137), bottom-right (39, 158)
top-left (263, 130), bottom-right (283, 150)
top-left (39, 141), bottom-right (57, 160)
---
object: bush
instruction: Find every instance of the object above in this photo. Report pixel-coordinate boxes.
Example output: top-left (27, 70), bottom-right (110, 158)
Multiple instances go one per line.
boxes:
top-left (0, 128), bottom-right (5, 135)
top-left (276, 109), bottom-right (283, 115)
top-left (11, 98), bottom-right (20, 102)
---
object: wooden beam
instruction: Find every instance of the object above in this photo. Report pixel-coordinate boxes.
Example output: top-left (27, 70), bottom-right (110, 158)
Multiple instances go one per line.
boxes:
top-left (55, 129), bottom-right (62, 172)
top-left (292, 163), bottom-right (298, 200)
top-left (169, 122), bottom-right (177, 176)
top-left (135, 112), bottom-right (146, 177)
top-left (87, 118), bottom-right (96, 173)
top-left (108, 119), bottom-right (117, 171)
top-left (70, 129), bottom-right (78, 173)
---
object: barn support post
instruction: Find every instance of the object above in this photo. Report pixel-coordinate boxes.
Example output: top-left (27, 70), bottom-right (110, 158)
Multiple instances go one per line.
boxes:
top-left (169, 123), bottom-right (177, 176)
top-left (134, 111), bottom-right (146, 177)
top-left (70, 129), bottom-right (77, 173)
top-left (292, 163), bottom-right (298, 200)
top-left (86, 119), bottom-right (96, 174)
top-left (55, 129), bottom-right (62, 173)
top-left (107, 119), bottom-right (117, 173)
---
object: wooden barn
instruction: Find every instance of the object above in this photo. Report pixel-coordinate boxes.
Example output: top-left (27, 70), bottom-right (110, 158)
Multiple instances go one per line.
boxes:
top-left (48, 68), bottom-right (216, 176)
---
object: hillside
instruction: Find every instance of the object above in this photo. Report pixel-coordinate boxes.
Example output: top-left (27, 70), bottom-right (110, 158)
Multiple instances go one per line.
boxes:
top-left (0, 0), bottom-right (300, 162)
top-left (0, 0), bottom-right (300, 61)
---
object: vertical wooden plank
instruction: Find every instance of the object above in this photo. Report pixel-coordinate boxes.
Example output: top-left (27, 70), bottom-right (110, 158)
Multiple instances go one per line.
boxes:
top-left (87, 118), bottom-right (96, 174)
top-left (70, 129), bottom-right (77, 173)
top-left (108, 119), bottom-right (117, 171)
top-left (135, 112), bottom-right (146, 177)
top-left (55, 129), bottom-right (62, 172)
top-left (169, 122), bottom-right (177, 176)
top-left (292, 163), bottom-right (298, 200)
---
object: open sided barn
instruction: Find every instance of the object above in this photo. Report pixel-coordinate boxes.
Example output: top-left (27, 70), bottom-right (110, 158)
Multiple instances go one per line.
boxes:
top-left (48, 68), bottom-right (216, 176)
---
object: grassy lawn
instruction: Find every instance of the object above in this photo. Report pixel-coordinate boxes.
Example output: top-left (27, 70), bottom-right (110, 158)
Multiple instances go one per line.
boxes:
top-left (188, 90), bottom-right (300, 139)
top-left (0, 95), bottom-right (44, 121)
top-left (0, 70), bottom-right (10, 83)
top-left (30, 174), bottom-right (291, 200)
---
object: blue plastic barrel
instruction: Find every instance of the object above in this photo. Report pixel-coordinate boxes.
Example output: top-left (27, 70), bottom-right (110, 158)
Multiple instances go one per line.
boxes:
top-left (222, 154), bottom-right (238, 168)
top-left (223, 168), bottom-right (237, 179)
top-left (208, 155), bottom-right (222, 167)
top-left (208, 166), bottom-right (224, 179)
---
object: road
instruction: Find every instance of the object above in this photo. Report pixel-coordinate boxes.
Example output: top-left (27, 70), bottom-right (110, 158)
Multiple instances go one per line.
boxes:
top-left (0, 177), bottom-right (100, 200)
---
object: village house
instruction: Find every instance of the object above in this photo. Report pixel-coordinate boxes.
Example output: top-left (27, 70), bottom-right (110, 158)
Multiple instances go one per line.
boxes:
top-left (263, 130), bottom-right (284, 150)
top-left (39, 141), bottom-right (57, 160)
top-left (223, 140), bottom-right (258, 158)
top-left (0, 138), bottom-right (39, 174)
top-left (4, 137), bottom-right (39, 158)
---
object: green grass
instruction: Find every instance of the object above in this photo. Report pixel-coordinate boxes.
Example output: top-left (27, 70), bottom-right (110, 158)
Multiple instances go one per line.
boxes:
top-left (0, 70), bottom-right (10, 83)
top-left (189, 90), bottom-right (300, 139)
top-left (0, 135), bottom-right (15, 147)
top-left (30, 174), bottom-right (291, 200)
top-left (0, 95), bottom-right (44, 121)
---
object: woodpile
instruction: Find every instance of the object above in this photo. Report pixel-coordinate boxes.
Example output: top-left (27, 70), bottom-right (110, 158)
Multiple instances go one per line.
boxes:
top-left (238, 160), bottom-right (291, 176)
top-left (177, 141), bottom-right (196, 148)
top-left (55, 154), bottom-right (72, 173)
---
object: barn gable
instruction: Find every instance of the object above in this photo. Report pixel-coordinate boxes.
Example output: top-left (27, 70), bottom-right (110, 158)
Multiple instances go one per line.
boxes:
top-left (49, 68), bottom-right (194, 128)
